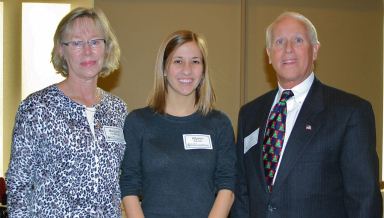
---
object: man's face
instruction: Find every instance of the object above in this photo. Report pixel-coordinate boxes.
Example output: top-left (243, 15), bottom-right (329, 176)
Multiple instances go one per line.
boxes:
top-left (267, 16), bottom-right (320, 89)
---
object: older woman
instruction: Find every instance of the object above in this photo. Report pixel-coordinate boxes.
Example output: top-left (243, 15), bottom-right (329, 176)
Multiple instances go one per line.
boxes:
top-left (6, 7), bottom-right (127, 217)
top-left (120, 30), bottom-right (236, 218)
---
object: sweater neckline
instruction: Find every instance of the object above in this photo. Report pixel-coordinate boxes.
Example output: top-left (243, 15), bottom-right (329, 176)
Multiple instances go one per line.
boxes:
top-left (158, 110), bottom-right (202, 123)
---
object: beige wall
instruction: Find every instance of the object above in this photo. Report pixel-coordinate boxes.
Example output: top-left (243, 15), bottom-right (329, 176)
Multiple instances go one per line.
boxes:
top-left (3, 0), bottom-right (22, 177)
top-left (95, 0), bottom-right (383, 173)
top-left (95, 0), bottom-right (242, 128)
top-left (2, 0), bottom-right (383, 178)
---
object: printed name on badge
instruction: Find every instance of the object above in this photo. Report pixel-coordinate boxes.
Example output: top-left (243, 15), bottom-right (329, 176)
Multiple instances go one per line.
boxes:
top-left (183, 134), bottom-right (212, 150)
top-left (103, 126), bottom-right (126, 144)
top-left (244, 128), bottom-right (259, 154)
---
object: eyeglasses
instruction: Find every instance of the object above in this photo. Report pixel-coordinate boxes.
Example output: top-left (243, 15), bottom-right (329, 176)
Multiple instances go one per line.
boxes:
top-left (61, 38), bottom-right (106, 50)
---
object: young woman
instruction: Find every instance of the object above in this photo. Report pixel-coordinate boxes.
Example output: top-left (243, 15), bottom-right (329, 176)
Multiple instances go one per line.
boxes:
top-left (120, 30), bottom-right (236, 218)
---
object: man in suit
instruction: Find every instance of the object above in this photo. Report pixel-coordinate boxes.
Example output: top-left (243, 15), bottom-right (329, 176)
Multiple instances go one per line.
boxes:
top-left (231, 11), bottom-right (382, 218)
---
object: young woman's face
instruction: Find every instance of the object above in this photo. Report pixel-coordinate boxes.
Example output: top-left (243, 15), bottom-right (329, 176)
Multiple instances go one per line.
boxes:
top-left (165, 41), bottom-right (204, 99)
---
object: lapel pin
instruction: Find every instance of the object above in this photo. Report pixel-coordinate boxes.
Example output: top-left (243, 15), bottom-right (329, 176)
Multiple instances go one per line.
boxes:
top-left (305, 124), bottom-right (312, 130)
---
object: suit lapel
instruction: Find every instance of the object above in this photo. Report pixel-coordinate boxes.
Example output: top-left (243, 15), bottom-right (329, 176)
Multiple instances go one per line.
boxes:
top-left (273, 79), bottom-right (325, 192)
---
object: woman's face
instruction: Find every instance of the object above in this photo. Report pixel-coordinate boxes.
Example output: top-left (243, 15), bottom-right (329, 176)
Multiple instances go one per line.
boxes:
top-left (165, 41), bottom-right (204, 100)
top-left (60, 17), bottom-right (106, 81)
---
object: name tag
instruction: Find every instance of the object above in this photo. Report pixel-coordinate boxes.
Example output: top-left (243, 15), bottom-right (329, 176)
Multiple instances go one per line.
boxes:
top-left (183, 134), bottom-right (212, 150)
top-left (244, 128), bottom-right (259, 154)
top-left (103, 126), bottom-right (126, 144)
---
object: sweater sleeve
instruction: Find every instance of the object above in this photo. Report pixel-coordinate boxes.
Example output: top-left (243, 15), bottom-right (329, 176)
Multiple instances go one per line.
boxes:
top-left (6, 103), bottom-right (41, 218)
top-left (120, 111), bottom-right (144, 198)
top-left (213, 112), bottom-right (236, 192)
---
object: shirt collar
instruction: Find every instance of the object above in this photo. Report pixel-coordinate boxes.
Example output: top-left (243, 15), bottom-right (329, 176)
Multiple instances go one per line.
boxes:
top-left (277, 72), bottom-right (314, 103)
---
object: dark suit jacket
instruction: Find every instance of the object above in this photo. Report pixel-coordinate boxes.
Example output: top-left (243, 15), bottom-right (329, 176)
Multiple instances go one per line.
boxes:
top-left (231, 78), bottom-right (382, 218)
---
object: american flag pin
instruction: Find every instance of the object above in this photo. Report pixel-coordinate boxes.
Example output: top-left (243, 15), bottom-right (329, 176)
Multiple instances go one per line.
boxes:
top-left (305, 124), bottom-right (312, 130)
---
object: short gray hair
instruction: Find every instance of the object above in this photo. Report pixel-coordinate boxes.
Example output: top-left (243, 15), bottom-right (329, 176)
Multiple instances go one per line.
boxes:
top-left (266, 11), bottom-right (320, 49)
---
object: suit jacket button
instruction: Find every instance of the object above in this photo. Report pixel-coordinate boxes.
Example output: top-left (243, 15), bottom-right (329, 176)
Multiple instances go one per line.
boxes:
top-left (268, 204), bottom-right (276, 212)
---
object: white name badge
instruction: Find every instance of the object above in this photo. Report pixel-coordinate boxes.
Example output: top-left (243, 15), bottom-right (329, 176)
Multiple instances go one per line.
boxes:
top-left (183, 134), bottom-right (212, 150)
top-left (244, 128), bottom-right (259, 154)
top-left (103, 126), bottom-right (126, 144)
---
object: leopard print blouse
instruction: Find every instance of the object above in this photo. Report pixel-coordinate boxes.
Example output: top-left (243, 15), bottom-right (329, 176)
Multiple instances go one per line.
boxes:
top-left (6, 85), bottom-right (128, 217)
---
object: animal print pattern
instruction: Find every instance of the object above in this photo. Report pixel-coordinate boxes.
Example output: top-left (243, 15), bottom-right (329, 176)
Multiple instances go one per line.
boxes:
top-left (6, 85), bottom-right (128, 218)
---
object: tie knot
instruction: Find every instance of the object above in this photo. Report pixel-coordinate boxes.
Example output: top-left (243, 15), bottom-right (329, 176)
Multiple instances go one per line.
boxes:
top-left (280, 90), bottom-right (294, 103)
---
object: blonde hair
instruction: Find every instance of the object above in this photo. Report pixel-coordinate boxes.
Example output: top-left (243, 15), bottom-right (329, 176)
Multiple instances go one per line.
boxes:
top-left (51, 7), bottom-right (120, 77)
top-left (148, 30), bottom-right (215, 115)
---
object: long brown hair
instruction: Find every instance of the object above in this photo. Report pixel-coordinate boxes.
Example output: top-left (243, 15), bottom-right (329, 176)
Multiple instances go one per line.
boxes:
top-left (148, 30), bottom-right (216, 115)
